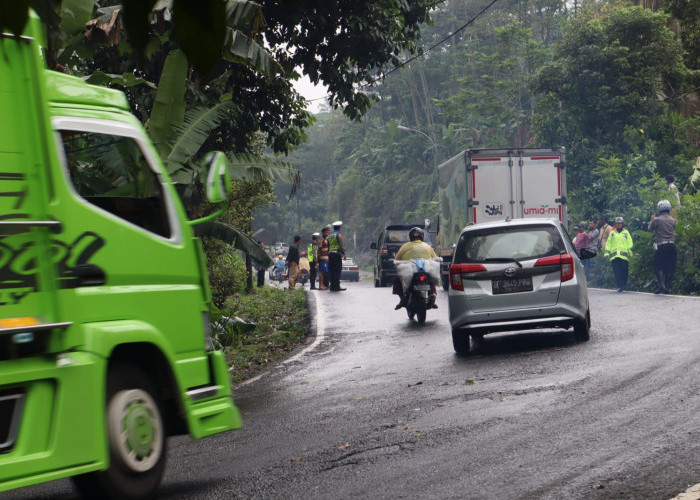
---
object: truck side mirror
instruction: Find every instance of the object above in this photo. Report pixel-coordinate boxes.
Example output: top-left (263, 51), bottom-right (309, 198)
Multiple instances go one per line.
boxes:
top-left (204, 151), bottom-right (231, 203)
top-left (370, 242), bottom-right (377, 249)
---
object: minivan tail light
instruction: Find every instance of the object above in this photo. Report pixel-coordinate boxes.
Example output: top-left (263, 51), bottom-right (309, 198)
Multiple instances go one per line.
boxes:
top-left (449, 264), bottom-right (487, 291)
top-left (535, 253), bottom-right (575, 282)
top-left (381, 246), bottom-right (388, 256)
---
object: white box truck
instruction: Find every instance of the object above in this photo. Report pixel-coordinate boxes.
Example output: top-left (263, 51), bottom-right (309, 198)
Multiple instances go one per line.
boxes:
top-left (436, 147), bottom-right (568, 288)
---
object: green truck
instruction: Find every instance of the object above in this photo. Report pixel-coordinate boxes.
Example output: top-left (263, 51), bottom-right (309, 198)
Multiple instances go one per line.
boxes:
top-left (0, 14), bottom-right (241, 499)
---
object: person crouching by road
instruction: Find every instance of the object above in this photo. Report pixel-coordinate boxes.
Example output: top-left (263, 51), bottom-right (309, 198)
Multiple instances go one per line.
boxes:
top-left (327, 221), bottom-right (346, 291)
top-left (604, 217), bottom-right (633, 292)
top-left (255, 240), bottom-right (266, 287)
top-left (317, 225), bottom-right (331, 290)
top-left (286, 235), bottom-right (302, 290)
top-left (393, 227), bottom-right (439, 310)
top-left (648, 200), bottom-right (677, 294)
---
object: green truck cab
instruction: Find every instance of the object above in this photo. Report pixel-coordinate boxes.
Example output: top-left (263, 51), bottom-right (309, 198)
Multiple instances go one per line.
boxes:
top-left (0, 15), bottom-right (240, 499)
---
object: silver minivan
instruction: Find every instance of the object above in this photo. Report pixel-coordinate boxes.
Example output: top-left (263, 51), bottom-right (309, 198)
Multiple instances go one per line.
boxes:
top-left (448, 218), bottom-right (594, 355)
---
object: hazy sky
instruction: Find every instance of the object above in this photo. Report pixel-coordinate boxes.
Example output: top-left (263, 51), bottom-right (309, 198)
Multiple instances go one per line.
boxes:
top-left (292, 75), bottom-right (328, 114)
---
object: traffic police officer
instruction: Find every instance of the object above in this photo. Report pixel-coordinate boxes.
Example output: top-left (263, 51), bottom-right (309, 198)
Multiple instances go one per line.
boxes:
top-left (327, 221), bottom-right (346, 291)
top-left (648, 200), bottom-right (677, 294)
top-left (604, 216), bottom-right (634, 292)
top-left (308, 232), bottom-right (320, 290)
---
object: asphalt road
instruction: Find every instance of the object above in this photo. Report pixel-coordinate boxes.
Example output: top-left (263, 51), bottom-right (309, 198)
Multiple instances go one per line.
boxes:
top-left (10, 280), bottom-right (700, 499)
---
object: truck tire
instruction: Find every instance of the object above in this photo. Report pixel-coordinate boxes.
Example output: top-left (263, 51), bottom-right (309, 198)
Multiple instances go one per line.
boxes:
top-left (72, 365), bottom-right (166, 500)
top-left (452, 328), bottom-right (471, 356)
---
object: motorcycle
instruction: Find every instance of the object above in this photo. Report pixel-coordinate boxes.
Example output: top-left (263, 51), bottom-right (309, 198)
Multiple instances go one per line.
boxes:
top-left (269, 265), bottom-right (285, 282)
top-left (405, 269), bottom-right (434, 324)
top-left (396, 258), bottom-right (441, 325)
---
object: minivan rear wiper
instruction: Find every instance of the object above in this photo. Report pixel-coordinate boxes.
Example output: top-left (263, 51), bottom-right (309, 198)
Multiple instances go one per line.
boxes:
top-left (483, 257), bottom-right (523, 267)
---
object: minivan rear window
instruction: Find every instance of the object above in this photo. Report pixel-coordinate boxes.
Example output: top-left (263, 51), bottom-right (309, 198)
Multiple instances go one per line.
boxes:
top-left (454, 226), bottom-right (564, 263)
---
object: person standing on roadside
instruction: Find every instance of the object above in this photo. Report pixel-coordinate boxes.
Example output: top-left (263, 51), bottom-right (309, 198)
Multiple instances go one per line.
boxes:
top-left (317, 225), bottom-right (331, 290)
top-left (307, 232), bottom-right (320, 290)
top-left (587, 220), bottom-right (600, 252)
top-left (573, 222), bottom-right (591, 257)
top-left (665, 174), bottom-right (681, 216)
top-left (586, 220), bottom-right (601, 283)
top-left (286, 235), bottom-right (302, 290)
top-left (327, 221), bottom-right (347, 292)
top-left (604, 217), bottom-right (633, 292)
top-left (573, 222), bottom-right (592, 279)
top-left (648, 200), bottom-right (677, 294)
top-left (255, 240), bottom-right (266, 287)
top-left (598, 216), bottom-right (613, 252)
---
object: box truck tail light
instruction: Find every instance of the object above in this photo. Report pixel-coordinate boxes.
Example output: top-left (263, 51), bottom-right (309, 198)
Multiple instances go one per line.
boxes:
top-left (449, 264), bottom-right (487, 291)
top-left (535, 253), bottom-right (575, 282)
top-left (380, 246), bottom-right (388, 256)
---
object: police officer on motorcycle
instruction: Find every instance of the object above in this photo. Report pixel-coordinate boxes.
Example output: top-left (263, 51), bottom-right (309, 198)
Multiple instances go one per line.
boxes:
top-left (393, 227), bottom-right (438, 310)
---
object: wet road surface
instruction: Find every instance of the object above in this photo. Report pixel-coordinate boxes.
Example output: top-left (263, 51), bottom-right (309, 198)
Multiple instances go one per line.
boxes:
top-left (10, 280), bottom-right (700, 499)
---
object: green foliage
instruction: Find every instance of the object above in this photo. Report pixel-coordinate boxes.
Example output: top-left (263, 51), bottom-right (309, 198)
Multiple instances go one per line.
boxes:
top-left (529, 5), bottom-right (694, 190)
top-left (664, 0), bottom-right (700, 70)
top-left (220, 287), bottom-right (308, 382)
top-left (203, 239), bottom-right (248, 306)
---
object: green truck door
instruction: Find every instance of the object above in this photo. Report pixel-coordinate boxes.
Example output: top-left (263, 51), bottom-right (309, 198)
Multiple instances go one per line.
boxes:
top-left (47, 116), bottom-right (212, 382)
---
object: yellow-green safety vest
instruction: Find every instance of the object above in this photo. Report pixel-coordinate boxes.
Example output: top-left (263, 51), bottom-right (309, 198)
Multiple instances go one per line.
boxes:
top-left (604, 229), bottom-right (633, 261)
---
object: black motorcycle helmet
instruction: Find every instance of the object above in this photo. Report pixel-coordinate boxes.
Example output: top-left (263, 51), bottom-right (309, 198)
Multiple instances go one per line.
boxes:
top-left (409, 227), bottom-right (424, 241)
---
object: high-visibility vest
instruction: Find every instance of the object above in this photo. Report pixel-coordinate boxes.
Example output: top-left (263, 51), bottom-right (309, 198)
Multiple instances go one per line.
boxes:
top-left (604, 229), bottom-right (633, 261)
top-left (328, 231), bottom-right (341, 251)
top-left (307, 243), bottom-right (315, 262)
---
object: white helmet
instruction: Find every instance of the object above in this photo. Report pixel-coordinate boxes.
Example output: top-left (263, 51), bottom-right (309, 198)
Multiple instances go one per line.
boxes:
top-left (614, 217), bottom-right (624, 224)
top-left (657, 200), bottom-right (672, 213)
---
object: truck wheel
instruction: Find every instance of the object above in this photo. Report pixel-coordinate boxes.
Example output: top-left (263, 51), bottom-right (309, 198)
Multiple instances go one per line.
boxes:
top-left (573, 309), bottom-right (590, 342)
top-left (72, 365), bottom-right (166, 500)
top-left (452, 329), bottom-right (471, 356)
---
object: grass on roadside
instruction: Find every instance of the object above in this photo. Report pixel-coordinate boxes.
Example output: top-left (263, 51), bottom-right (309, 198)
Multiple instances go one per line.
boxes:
top-left (218, 287), bottom-right (309, 383)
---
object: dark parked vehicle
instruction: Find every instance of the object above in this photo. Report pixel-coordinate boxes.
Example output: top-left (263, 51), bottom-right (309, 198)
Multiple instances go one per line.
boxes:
top-left (370, 224), bottom-right (434, 287)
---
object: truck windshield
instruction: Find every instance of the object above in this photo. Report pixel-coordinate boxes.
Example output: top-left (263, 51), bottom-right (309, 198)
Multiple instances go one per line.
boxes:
top-left (60, 130), bottom-right (172, 238)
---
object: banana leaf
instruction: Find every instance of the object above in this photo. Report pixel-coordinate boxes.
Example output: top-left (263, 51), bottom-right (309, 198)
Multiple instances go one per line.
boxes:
top-left (194, 221), bottom-right (271, 267)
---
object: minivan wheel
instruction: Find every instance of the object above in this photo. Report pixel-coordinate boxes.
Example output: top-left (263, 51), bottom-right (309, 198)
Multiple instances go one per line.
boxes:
top-left (573, 309), bottom-right (590, 342)
top-left (452, 329), bottom-right (471, 355)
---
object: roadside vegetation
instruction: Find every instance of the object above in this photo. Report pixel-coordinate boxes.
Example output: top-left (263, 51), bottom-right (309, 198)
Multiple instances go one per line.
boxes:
top-left (212, 287), bottom-right (309, 383)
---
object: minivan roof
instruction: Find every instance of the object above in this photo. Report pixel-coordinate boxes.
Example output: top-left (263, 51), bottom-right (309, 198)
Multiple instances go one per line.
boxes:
top-left (461, 217), bottom-right (560, 233)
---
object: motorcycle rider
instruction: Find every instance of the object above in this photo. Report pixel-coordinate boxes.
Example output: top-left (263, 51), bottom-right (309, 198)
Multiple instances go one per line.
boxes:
top-left (648, 199), bottom-right (677, 294)
top-left (393, 227), bottom-right (438, 310)
top-left (273, 254), bottom-right (286, 280)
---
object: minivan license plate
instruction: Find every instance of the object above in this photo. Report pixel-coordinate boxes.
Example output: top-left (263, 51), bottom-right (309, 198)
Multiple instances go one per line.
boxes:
top-left (492, 277), bottom-right (533, 295)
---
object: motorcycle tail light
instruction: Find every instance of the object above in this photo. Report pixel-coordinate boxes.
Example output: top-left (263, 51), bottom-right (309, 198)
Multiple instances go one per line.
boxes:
top-left (419, 274), bottom-right (426, 282)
